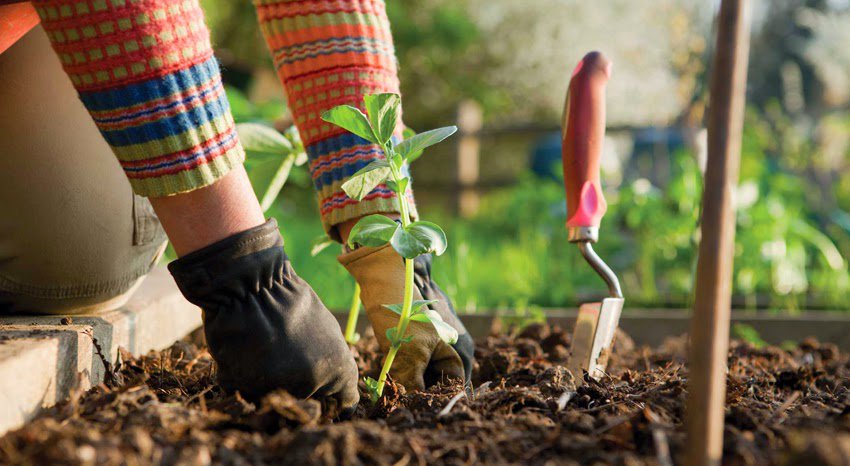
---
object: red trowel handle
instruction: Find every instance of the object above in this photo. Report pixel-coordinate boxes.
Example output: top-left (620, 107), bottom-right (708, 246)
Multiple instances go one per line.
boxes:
top-left (562, 52), bottom-right (611, 241)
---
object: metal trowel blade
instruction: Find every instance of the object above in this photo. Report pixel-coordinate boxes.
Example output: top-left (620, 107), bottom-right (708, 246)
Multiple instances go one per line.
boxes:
top-left (567, 297), bottom-right (624, 382)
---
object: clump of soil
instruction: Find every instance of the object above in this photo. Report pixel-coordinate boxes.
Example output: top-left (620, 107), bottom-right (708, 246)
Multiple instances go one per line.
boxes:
top-left (1, 324), bottom-right (849, 465)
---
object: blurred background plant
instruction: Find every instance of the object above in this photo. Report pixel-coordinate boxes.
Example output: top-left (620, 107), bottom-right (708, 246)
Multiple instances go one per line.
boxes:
top-left (184, 0), bottom-right (850, 313)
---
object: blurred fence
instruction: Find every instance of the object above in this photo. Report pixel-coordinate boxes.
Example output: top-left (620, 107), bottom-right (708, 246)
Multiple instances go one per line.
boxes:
top-left (441, 100), bottom-right (705, 218)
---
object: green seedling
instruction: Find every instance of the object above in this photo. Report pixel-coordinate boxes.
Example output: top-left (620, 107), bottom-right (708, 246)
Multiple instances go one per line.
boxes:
top-left (312, 234), bottom-right (363, 344)
top-left (236, 123), bottom-right (308, 212)
top-left (322, 93), bottom-right (459, 401)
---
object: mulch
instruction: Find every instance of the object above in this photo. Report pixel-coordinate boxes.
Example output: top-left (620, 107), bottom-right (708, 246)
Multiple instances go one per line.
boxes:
top-left (1, 323), bottom-right (849, 465)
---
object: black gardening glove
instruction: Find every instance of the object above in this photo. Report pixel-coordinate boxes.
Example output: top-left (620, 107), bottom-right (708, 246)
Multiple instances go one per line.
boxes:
top-left (413, 253), bottom-right (475, 385)
top-left (168, 219), bottom-right (359, 414)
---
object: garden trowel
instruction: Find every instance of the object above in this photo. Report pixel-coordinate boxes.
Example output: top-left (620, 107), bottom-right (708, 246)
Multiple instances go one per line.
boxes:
top-left (561, 52), bottom-right (624, 382)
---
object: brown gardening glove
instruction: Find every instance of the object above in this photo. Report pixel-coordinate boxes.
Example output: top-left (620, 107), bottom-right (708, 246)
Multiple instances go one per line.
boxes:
top-left (339, 244), bottom-right (474, 391)
top-left (168, 219), bottom-right (359, 415)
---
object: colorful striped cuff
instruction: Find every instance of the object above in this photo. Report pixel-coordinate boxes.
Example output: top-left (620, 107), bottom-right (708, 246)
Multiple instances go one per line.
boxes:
top-left (311, 132), bottom-right (418, 236)
top-left (79, 55), bottom-right (244, 196)
top-left (256, 0), bottom-right (413, 234)
top-left (34, 0), bottom-right (245, 197)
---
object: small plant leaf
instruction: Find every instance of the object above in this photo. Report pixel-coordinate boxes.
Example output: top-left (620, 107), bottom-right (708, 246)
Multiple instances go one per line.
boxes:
top-left (389, 150), bottom-right (404, 169)
top-left (238, 123), bottom-right (303, 212)
top-left (410, 309), bottom-right (458, 344)
top-left (310, 235), bottom-right (335, 257)
top-left (364, 93), bottom-right (400, 145)
top-left (382, 303), bottom-right (404, 315)
top-left (384, 328), bottom-right (413, 346)
top-left (348, 215), bottom-right (399, 248)
top-left (341, 161), bottom-right (391, 201)
top-left (400, 127), bottom-right (424, 162)
top-left (363, 376), bottom-right (381, 403)
top-left (386, 327), bottom-right (398, 345)
top-left (321, 105), bottom-right (377, 143)
top-left (282, 126), bottom-right (308, 166)
top-left (390, 221), bottom-right (448, 258)
top-left (386, 177), bottom-right (409, 194)
top-left (395, 126), bottom-right (457, 161)
top-left (410, 299), bottom-right (438, 313)
top-left (383, 299), bottom-right (435, 318)
top-left (237, 123), bottom-right (293, 158)
top-left (390, 228), bottom-right (424, 259)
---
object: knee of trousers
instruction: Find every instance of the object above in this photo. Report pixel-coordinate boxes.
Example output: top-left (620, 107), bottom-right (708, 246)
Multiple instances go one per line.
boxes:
top-left (0, 26), bottom-right (168, 315)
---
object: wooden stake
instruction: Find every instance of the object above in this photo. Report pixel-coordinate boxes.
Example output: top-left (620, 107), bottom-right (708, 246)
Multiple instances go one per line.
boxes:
top-left (685, 1), bottom-right (751, 466)
top-left (456, 100), bottom-right (483, 218)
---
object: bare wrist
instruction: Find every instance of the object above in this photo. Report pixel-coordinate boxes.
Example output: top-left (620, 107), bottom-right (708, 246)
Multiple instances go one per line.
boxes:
top-left (148, 166), bottom-right (266, 256)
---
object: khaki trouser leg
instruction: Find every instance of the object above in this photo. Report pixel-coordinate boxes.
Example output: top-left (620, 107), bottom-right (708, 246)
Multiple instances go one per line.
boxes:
top-left (0, 26), bottom-right (168, 315)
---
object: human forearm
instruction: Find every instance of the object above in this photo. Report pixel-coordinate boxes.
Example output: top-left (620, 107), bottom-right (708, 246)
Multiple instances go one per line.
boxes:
top-left (148, 166), bottom-right (264, 256)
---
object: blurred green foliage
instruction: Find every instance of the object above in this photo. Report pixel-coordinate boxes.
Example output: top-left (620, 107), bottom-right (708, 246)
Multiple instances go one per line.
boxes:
top-left (190, 0), bottom-right (850, 312)
top-left (267, 107), bottom-right (849, 312)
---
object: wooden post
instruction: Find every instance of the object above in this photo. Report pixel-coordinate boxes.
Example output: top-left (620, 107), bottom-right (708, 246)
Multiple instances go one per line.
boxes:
top-left (685, 1), bottom-right (751, 466)
top-left (456, 100), bottom-right (483, 218)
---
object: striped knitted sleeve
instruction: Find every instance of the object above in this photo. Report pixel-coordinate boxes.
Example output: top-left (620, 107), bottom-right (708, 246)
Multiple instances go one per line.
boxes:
top-left (32, 0), bottom-right (244, 197)
top-left (254, 0), bottom-right (417, 237)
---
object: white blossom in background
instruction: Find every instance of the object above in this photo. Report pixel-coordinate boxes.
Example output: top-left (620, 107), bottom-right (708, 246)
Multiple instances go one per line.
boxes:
top-left (467, 0), bottom-right (712, 126)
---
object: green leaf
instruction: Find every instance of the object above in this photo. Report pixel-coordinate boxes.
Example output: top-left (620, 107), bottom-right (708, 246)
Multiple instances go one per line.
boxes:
top-left (386, 327), bottom-right (398, 345)
top-left (386, 177), bottom-right (409, 194)
top-left (383, 300), bottom-right (437, 318)
top-left (363, 376), bottom-right (381, 403)
top-left (261, 154), bottom-right (299, 212)
top-left (390, 221), bottom-right (448, 258)
top-left (364, 93), bottom-right (401, 145)
top-left (310, 235), bottom-right (335, 257)
top-left (400, 127), bottom-right (423, 162)
top-left (382, 303), bottom-right (404, 315)
top-left (236, 123), bottom-right (293, 158)
top-left (409, 300), bottom-right (438, 315)
top-left (237, 124), bottom-right (302, 212)
top-left (348, 214), bottom-right (399, 248)
top-left (282, 127), bottom-right (308, 167)
top-left (410, 309), bottom-right (458, 344)
top-left (395, 126), bottom-right (457, 161)
top-left (385, 328), bottom-right (413, 346)
top-left (340, 161), bottom-right (391, 201)
top-left (321, 105), bottom-right (377, 143)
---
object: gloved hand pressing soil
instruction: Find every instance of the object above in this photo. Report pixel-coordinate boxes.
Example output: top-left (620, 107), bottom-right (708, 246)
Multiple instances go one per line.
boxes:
top-left (168, 219), bottom-right (359, 415)
top-left (340, 244), bottom-right (475, 391)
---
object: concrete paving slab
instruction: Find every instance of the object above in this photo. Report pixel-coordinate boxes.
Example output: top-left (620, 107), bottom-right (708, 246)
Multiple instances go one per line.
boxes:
top-left (0, 266), bottom-right (200, 436)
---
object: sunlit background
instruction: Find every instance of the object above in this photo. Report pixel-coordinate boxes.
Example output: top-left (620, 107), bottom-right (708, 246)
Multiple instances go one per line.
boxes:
top-left (200, 0), bottom-right (850, 313)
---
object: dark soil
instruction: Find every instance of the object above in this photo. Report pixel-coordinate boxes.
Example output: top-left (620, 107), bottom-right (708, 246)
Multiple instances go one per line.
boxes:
top-left (1, 324), bottom-right (849, 465)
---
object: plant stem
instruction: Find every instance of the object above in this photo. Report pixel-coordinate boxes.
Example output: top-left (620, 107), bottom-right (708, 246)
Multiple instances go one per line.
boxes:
top-left (344, 283), bottom-right (361, 344)
top-left (377, 258), bottom-right (413, 396)
top-left (376, 344), bottom-right (399, 394)
top-left (259, 153), bottom-right (296, 212)
top-left (374, 143), bottom-right (417, 397)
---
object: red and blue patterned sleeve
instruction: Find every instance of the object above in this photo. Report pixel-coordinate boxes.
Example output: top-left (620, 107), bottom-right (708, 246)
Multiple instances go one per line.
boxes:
top-left (33, 0), bottom-right (244, 197)
top-left (254, 0), bottom-right (416, 236)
